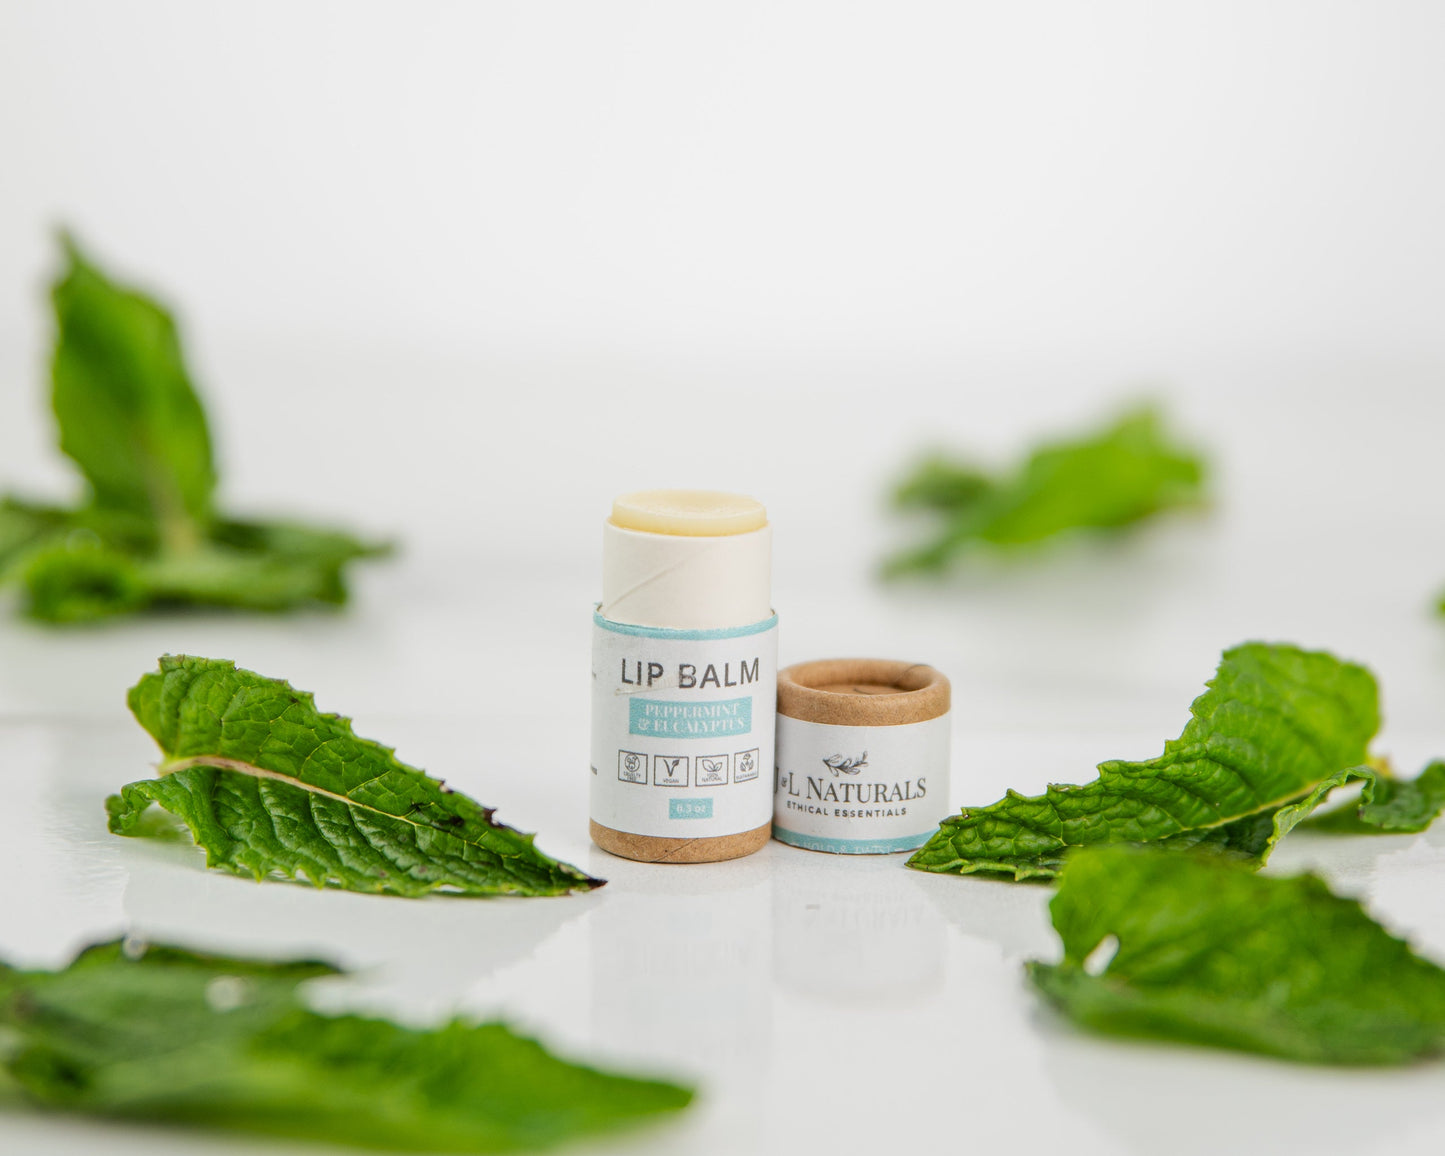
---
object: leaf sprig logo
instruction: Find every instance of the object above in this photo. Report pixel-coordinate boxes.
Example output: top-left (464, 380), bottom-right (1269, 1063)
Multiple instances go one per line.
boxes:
top-left (822, 752), bottom-right (868, 776)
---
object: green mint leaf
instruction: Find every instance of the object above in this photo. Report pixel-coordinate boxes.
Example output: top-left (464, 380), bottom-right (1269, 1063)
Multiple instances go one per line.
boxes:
top-left (0, 500), bottom-right (67, 596)
top-left (11, 520), bottom-right (388, 624)
top-left (108, 656), bottom-right (603, 897)
top-left (1027, 846), bottom-right (1445, 1064)
top-left (1, 938), bottom-right (692, 1150)
top-left (0, 499), bottom-right (61, 571)
top-left (134, 519), bottom-right (390, 613)
top-left (16, 538), bottom-right (149, 623)
top-left (0, 235), bottom-right (390, 623)
top-left (908, 642), bottom-right (1381, 880)
top-left (51, 234), bottom-right (215, 547)
top-left (885, 405), bottom-right (1206, 574)
top-left (1, 498), bottom-right (160, 559)
top-left (1149, 763), bottom-right (1376, 858)
top-left (892, 458), bottom-right (995, 513)
top-left (1305, 760), bottom-right (1445, 834)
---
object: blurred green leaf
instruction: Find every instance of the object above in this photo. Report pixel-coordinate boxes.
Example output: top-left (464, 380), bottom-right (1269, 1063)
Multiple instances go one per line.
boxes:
top-left (0, 937), bottom-right (692, 1150)
top-left (885, 405), bottom-right (1206, 575)
top-left (51, 233), bottom-right (215, 545)
top-left (1029, 847), bottom-right (1445, 1064)
top-left (0, 234), bottom-right (388, 624)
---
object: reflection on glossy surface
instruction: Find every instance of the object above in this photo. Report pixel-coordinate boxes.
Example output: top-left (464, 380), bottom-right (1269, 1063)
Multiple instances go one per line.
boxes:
top-left (1043, 1027), bottom-right (1445, 1156)
top-left (587, 850), bottom-right (772, 1151)
top-left (772, 846), bottom-right (944, 1004)
top-left (122, 868), bottom-right (595, 1023)
top-left (911, 866), bottom-right (1057, 962)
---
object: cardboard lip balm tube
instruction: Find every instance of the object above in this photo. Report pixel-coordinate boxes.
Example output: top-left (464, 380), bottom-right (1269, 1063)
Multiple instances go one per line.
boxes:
top-left (590, 490), bottom-right (777, 863)
top-left (773, 659), bottom-right (951, 854)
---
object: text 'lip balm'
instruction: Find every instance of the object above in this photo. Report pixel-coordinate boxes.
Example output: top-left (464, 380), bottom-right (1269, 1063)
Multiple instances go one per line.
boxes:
top-left (590, 490), bottom-right (777, 863)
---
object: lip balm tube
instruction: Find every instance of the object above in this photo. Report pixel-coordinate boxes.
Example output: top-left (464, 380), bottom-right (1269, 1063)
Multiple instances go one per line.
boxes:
top-left (773, 659), bottom-right (951, 854)
top-left (590, 490), bottom-right (777, 863)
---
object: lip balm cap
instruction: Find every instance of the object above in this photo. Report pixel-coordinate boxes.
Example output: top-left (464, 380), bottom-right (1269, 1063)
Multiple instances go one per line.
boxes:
top-left (773, 658), bottom-right (952, 856)
top-left (777, 659), bottom-right (950, 727)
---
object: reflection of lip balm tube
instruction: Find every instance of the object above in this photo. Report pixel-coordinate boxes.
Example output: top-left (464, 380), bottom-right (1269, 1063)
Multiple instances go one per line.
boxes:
top-left (590, 490), bottom-right (777, 863)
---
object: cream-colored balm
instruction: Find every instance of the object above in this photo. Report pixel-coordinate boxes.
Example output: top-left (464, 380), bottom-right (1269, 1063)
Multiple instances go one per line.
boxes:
top-left (591, 490), bottom-right (777, 863)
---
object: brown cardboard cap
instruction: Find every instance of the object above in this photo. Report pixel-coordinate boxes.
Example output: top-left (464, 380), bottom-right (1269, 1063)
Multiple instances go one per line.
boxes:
top-left (777, 659), bottom-right (950, 727)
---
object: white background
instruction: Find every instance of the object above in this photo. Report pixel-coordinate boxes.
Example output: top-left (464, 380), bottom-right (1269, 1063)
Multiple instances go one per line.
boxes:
top-left (2, 3), bottom-right (1445, 1154)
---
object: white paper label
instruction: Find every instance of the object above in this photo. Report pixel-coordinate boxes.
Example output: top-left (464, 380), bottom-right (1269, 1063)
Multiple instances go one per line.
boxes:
top-left (590, 611), bottom-right (777, 839)
top-left (773, 713), bottom-right (951, 853)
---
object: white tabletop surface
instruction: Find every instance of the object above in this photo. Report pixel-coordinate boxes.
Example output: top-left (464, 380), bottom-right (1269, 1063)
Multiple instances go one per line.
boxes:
top-left (2, 348), bottom-right (1445, 1156)
top-left (4, 5), bottom-right (1445, 1152)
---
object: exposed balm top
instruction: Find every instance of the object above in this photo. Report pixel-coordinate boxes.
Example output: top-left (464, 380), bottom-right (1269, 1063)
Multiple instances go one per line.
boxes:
top-left (601, 490), bottom-right (772, 630)
top-left (610, 490), bottom-right (768, 537)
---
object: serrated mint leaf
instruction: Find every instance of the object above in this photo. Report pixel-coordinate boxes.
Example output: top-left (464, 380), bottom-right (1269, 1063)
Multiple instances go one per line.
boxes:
top-left (109, 656), bottom-right (602, 897)
top-left (0, 938), bottom-right (692, 1150)
top-left (1150, 763), bottom-right (1378, 858)
top-left (1027, 846), bottom-right (1445, 1064)
top-left (51, 233), bottom-right (216, 544)
top-left (1305, 760), bottom-right (1445, 834)
top-left (908, 642), bottom-right (1382, 880)
top-left (0, 233), bottom-right (387, 623)
top-left (885, 406), bottom-right (1206, 575)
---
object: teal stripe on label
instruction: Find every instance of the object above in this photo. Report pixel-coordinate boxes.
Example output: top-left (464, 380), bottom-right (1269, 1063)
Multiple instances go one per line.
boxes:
top-left (630, 696), bottom-right (751, 738)
top-left (669, 798), bottom-right (714, 820)
top-left (772, 828), bottom-right (931, 855)
top-left (594, 610), bottom-right (778, 641)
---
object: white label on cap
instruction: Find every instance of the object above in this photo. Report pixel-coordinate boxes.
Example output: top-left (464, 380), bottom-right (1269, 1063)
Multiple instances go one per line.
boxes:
top-left (773, 713), bottom-right (951, 853)
top-left (590, 611), bottom-right (777, 839)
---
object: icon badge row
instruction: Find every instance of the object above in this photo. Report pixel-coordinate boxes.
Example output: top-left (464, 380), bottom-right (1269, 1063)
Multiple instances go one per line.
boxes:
top-left (617, 749), bottom-right (759, 787)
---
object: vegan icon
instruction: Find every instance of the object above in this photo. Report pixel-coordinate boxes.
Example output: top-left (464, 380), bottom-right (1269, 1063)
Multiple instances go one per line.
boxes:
top-left (653, 756), bottom-right (688, 787)
top-left (823, 752), bottom-right (868, 776)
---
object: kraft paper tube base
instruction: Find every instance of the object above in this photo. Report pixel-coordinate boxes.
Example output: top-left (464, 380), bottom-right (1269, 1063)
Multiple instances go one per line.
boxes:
top-left (774, 659), bottom-right (951, 854)
top-left (589, 820), bottom-right (772, 864)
